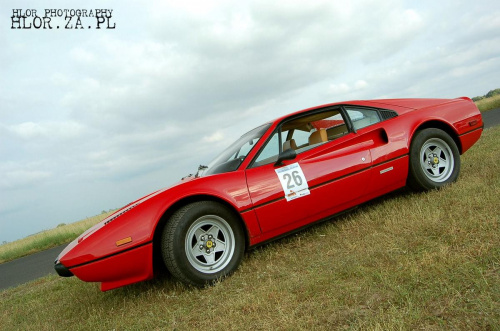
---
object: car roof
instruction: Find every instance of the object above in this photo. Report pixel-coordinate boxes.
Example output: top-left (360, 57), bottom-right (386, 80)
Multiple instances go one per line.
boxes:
top-left (267, 98), bottom-right (458, 125)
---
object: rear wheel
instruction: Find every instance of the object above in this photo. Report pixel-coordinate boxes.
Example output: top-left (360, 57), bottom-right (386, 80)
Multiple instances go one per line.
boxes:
top-left (408, 128), bottom-right (460, 190)
top-left (161, 201), bottom-right (245, 286)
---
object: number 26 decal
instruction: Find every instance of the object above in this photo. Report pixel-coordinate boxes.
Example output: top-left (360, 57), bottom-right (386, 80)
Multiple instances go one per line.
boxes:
top-left (283, 170), bottom-right (303, 189)
top-left (275, 163), bottom-right (310, 201)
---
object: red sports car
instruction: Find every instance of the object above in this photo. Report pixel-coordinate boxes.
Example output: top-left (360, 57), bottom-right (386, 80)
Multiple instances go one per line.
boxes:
top-left (55, 97), bottom-right (483, 291)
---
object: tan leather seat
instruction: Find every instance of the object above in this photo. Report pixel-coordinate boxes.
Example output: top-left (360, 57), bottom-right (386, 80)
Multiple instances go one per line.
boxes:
top-left (308, 129), bottom-right (327, 145)
top-left (283, 139), bottom-right (297, 151)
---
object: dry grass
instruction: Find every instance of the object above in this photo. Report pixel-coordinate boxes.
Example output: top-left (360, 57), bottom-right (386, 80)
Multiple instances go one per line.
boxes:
top-left (475, 94), bottom-right (500, 112)
top-left (0, 211), bottom-right (115, 264)
top-left (1, 126), bottom-right (498, 330)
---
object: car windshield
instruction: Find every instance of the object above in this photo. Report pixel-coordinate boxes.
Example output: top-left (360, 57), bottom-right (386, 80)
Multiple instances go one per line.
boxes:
top-left (200, 123), bottom-right (271, 177)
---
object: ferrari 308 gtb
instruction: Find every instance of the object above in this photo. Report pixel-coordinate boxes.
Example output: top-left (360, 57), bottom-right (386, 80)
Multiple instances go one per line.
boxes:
top-left (55, 97), bottom-right (483, 291)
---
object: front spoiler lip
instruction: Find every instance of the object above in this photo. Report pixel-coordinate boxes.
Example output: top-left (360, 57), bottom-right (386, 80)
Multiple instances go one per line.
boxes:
top-left (54, 261), bottom-right (74, 277)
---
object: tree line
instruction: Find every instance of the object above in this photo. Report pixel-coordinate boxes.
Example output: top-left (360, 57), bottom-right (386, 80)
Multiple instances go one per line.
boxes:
top-left (472, 88), bottom-right (500, 101)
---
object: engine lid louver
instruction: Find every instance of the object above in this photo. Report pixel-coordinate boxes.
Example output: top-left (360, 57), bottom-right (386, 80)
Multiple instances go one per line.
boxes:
top-left (380, 110), bottom-right (398, 120)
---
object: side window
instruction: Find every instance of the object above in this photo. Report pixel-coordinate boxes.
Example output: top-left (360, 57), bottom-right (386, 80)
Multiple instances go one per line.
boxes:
top-left (252, 108), bottom-right (349, 167)
top-left (345, 107), bottom-right (381, 130)
top-left (289, 129), bottom-right (310, 149)
top-left (254, 132), bottom-right (280, 166)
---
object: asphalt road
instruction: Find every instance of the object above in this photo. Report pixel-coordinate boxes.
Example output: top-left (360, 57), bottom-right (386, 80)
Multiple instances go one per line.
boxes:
top-left (0, 245), bottom-right (64, 291)
top-left (482, 107), bottom-right (500, 128)
top-left (1, 107), bottom-right (499, 292)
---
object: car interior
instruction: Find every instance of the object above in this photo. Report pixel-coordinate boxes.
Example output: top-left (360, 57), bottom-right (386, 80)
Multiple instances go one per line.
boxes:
top-left (281, 109), bottom-right (348, 153)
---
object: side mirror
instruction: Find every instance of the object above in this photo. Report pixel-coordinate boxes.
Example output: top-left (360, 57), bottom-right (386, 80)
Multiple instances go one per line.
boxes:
top-left (274, 149), bottom-right (296, 167)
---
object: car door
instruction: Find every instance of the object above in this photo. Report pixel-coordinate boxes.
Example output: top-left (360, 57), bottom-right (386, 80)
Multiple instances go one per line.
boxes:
top-left (343, 106), bottom-right (409, 196)
top-left (245, 107), bottom-right (378, 235)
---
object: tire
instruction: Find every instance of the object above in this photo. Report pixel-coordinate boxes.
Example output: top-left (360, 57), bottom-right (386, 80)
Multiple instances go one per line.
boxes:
top-left (161, 201), bottom-right (245, 287)
top-left (408, 128), bottom-right (460, 191)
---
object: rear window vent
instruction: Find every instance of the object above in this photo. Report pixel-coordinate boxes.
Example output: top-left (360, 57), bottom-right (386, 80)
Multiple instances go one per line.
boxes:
top-left (379, 110), bottom-right (398, 120)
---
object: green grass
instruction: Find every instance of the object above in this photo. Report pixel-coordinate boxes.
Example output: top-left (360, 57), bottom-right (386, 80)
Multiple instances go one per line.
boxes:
top-left (1, 127), bottom-right (498, 329)
top-left (475, 94), bottom-right (500, 112)
top-left (0, 211), bottom-right (115, 264)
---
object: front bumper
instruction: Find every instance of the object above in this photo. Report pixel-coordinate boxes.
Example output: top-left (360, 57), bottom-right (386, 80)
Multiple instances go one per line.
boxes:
top-left (54, 242), bottom-right (154, 291)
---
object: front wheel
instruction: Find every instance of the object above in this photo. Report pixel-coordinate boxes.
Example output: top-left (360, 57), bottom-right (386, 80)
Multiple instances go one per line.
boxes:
top-left (161, 201), bottom-right (245, 286)
top-left (408, 128), bottom-right (461, 191)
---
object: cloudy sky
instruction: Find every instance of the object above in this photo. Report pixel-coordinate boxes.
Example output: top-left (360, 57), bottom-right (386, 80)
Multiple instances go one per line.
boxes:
top-left (0, 0), bottom-right (499, 243)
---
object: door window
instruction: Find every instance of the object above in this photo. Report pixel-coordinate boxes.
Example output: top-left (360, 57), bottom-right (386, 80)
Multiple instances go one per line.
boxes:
top-left (252, 108), bottom-right (348, 167)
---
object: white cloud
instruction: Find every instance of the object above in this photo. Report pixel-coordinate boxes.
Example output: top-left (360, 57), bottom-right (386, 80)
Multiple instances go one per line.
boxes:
top-left (8, 121), bottom-right (85, 140)
top-left (329, 83), bottom-right (351, 95)
top-left (354, 80), bottom-right (368, 90)
top-left (70, 47), bottom-right (95, 63)
top-left (50, 72), bottom-right (71, 86)
top-left (0, 168), bottom-right (52, 190)
top-left (203, 131), bottom-right (224, 143)
top-left (329, 80), bottom-right (368, 97)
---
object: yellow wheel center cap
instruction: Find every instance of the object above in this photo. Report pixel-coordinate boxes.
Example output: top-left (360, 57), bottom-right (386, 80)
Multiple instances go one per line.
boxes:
top-left (206, 240), bottom-right (213, 248)
top-left (433, 157), bottom-right (439, 164)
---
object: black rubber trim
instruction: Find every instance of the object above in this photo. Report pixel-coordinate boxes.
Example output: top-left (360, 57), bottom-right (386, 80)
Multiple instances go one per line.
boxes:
top-left (458, 126), bottom-right (483, 136)
top-left (54, 262), bottom-right (74, 277)
top-left (67, 240), bottom-right (153, 270)
top-left (241, 195), bottom-right (283, 212)
top-left (240, 207), bottom-right (257, 214)
top-left (241, 154), bottom-right (408, 212)
top-left (308, 165), bottom-right (369, 191)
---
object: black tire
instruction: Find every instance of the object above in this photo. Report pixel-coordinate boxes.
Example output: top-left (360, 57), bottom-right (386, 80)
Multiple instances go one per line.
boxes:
top-left (161, 201), bottom-right (245, 287)
top-left (408, 128), bottom-right (460, 191)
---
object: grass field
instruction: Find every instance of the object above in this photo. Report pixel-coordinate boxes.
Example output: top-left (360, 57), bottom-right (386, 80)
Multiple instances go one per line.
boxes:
top-left (1, 126), bottom-right (498, 329)
top-left (475, 94), bottom-right (500, 112)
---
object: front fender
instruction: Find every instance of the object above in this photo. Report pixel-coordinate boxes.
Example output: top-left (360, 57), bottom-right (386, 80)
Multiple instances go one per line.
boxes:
top-left (58, 170), bottom-right (255, 269)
